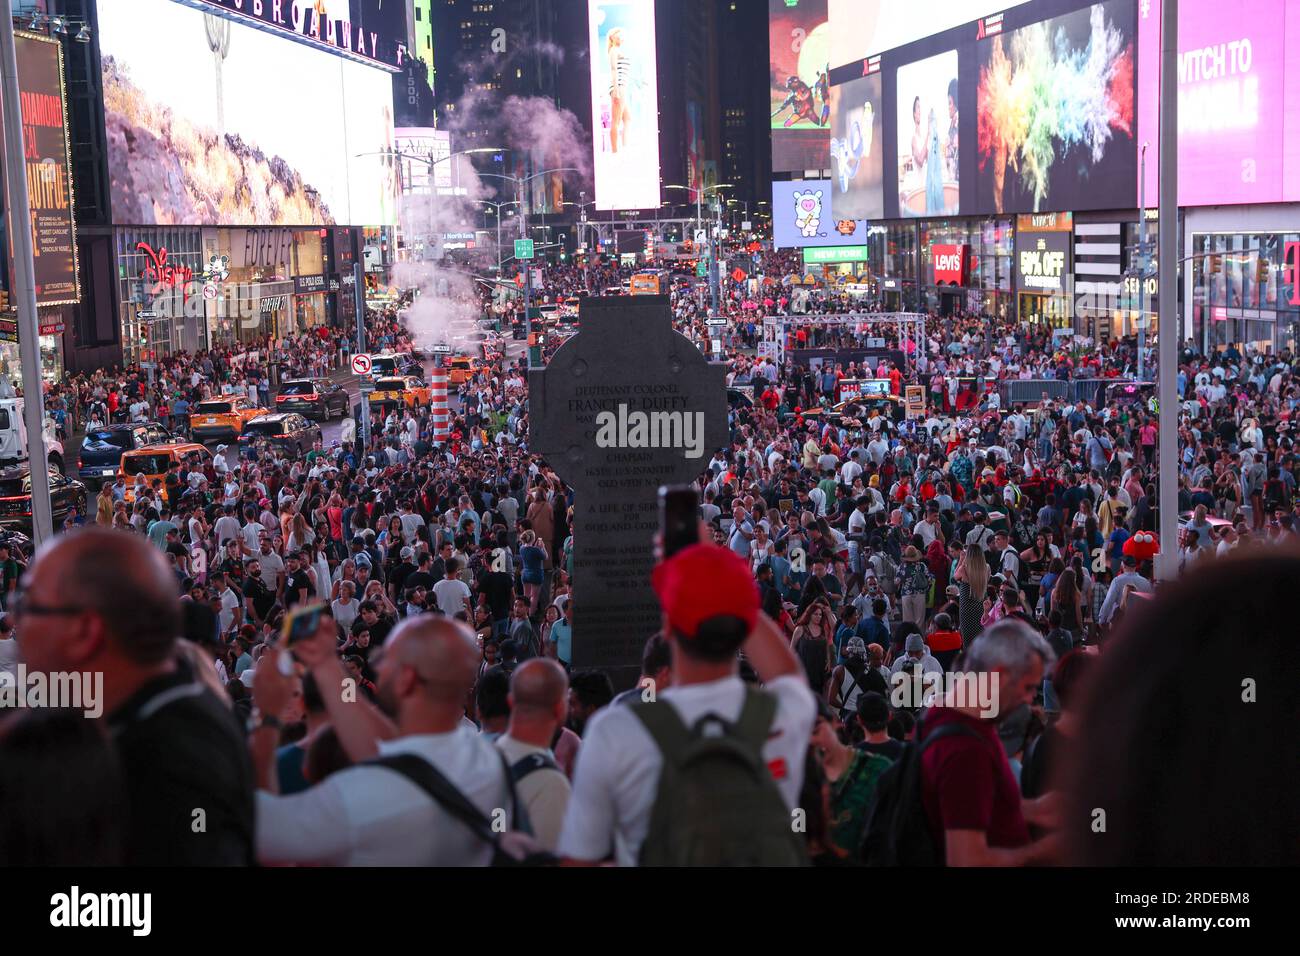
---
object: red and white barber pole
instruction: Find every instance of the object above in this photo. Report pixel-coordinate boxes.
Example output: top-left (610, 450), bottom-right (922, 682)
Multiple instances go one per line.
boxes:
top-left (429, 368), bottom-right (450, 443)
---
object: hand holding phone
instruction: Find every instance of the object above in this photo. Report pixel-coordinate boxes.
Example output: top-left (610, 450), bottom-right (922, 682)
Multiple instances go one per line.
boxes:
top-left (282, 602), bottom-right (327, 648)
top-left (659, 485), bottom-right (700, 559)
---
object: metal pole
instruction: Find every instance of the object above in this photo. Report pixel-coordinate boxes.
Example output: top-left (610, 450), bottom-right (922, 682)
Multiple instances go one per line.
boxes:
top-left (709, 197), bottom-right (720, 315)
top-left (0, 8), bottom-right (53, 544)
top-left (1138, 143), bottom-right (1147, 380)
top-left (353, 261), bottom-right (370, 453)
top-left (1156, 0), bottom-right (1179, 582)
top-left (520, 179), bottom-right (532, 369)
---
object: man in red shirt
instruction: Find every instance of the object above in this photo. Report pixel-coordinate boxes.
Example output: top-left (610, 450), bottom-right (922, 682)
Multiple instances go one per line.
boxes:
top-left (919, 618), bottom-right (1060, 865)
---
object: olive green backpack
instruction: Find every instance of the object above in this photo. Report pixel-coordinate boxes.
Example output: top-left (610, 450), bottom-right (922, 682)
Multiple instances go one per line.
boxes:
top-left (631, 687), bottom-right (808, 867)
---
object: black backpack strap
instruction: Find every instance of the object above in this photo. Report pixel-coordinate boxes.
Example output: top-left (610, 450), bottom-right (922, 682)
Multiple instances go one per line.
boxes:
top-left (915, 716), bottom-right (998, 759)
top-left (510, 751), bottom-right (560, 784)
top-left (368, 753), bottom-right (499, 845)
top-left (838, 672), bottom-right (862, 713)
top-left (630, 699), bottom-right (693, 768)
top-left (368, 749), bottom-right (532, 844)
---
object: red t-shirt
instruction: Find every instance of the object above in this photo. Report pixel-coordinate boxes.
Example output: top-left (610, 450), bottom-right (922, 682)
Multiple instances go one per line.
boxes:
top-left (921, 707), bottom-right (1030, 854)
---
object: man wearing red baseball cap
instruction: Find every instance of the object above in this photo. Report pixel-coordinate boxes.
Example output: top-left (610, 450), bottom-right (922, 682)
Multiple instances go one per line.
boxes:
top-left (557, 543), bottom-right (816, 866)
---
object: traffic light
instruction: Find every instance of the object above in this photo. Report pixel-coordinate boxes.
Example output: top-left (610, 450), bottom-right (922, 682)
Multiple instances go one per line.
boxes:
top-left (1207, 253), bottom-right (1222, 275)
top-left (1255, 254), bottom-right (1271, 284)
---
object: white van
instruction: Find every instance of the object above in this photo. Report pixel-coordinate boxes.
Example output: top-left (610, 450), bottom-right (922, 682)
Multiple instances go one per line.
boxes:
top-left (0, 397), bottom-right (66, 473)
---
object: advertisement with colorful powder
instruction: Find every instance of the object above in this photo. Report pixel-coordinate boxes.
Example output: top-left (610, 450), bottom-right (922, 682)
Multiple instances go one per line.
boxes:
top-left (1136, 0), bottom-right (1300, 206)
top-left (976, 0), bottom-right (1136, 214)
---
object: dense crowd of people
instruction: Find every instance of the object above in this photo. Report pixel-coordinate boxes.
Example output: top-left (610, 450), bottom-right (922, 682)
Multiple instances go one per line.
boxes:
top-left (0, 240), bottom-right (1293, 869)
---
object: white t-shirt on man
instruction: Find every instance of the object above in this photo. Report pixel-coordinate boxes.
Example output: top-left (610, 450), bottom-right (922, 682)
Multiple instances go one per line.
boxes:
top-left (557, 674), bottom-right (815, 866)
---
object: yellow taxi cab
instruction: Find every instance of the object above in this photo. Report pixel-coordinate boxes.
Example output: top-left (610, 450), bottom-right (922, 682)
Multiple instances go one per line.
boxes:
top-left (368, 376), bottom-right (432, 412)
top-left (119, 442), bottom-right (212, 503)
top-left (190, 395), bottom-right (267, 442)
top-left (447, 355), bottom-right (474, 385)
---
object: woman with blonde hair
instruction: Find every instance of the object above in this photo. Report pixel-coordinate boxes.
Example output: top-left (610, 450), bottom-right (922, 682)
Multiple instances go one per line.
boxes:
top-left (607, 27), bottom-right (631, 153)
top-left (287, 511), bottom-right (314, 554)
top-left (95, 484), bottom-right (114, 527)
top-left (364, 578), bottom-right (398, 620)
top-left (519, 529), bottom-right (547, 616)
top-left (953, 544), bottom-right (990, 649)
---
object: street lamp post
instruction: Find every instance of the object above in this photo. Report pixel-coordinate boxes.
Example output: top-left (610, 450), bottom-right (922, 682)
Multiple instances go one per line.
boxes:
top-left (665, 183), bottom-right (732, 315)
top-left (1137, 142), bottom-right (1150, 380)
top-left (481, 200), bottom-right (519, 276)
top-left (479, 167), bottom-right (581, 369)
top-left (1157, 0), bottom-right (1179, 582)
top-left (361, 145), bottom-right (502, 263)
top-left (0, 9), bottom-right (53, 543)
top-left (561, 197), bottom-right (598, 254)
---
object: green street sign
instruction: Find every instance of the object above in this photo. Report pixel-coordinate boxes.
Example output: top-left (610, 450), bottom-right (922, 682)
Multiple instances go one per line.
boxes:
top-left (696, 260), bottom-right (708, 278)
top-left (802, 245), bottom-right (870, 265)
top-left (515, 239), bottom-right (535, 260)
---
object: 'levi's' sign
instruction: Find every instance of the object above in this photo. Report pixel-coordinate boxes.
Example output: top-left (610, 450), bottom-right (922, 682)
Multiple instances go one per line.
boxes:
top-left (932, 244), bottom-right (967, 285)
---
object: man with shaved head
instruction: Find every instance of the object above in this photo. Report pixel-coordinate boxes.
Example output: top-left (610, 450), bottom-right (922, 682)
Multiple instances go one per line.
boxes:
top-left (17, 527), bottom-right (254, 866)
top-left (252, 615), bottom-right (516, 865)
top-left (495, 659), bottom-right (572, 850)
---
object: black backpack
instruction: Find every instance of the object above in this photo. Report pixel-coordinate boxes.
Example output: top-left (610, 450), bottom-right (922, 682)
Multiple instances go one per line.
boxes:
top-left (860, 719), bottom-right (994, 866)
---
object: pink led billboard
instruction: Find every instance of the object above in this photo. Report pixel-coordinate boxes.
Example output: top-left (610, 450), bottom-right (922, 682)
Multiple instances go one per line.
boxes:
top-left (1137, 0), bottom-right (1300, 206)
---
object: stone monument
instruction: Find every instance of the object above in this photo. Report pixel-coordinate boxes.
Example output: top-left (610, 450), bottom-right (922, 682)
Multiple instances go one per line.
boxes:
top-left (529, 295), bottom-right (729, 689)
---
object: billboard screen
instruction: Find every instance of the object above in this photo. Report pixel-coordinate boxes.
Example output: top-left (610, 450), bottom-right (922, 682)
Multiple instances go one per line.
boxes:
top-left (1137, 0), bottom-right (1300, 205)
top-left (827, 71), bottom-right (883, 219)
top-left (769, 0), bottom-right (831, 172)
top-left (589, 0), bottom-right (661, 211)
top-left (99, 0), bottom-right (399, 227)
top-left (976, 0), bottom-right (1136, 214)
top-left (771, 179), bottom-right (872, 249)
top-left (829, 0), bottom-right (1032, 68)
top-left (896, 50), bottom-right (960, 217)
top-left (14, 32), bottom-right (78, 306)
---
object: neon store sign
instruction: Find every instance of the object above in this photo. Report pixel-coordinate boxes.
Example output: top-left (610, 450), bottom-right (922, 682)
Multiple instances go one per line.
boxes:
top-left (138, 242), bottom-right (194, 300)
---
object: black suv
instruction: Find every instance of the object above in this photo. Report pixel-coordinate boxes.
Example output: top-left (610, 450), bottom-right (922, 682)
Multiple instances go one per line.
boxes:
top-left (78, 422), bottom-right (175, 486)
top-left (237, 413), bottom-right (322, 459)
top-left (0, 465), bottom-right (88, 532)
top-left (275, 379), bottom-right (350, 421)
